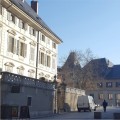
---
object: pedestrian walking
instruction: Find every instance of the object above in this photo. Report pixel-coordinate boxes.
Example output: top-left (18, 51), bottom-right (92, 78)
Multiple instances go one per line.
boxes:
top-left (102, 100), bottom-right (108, 112)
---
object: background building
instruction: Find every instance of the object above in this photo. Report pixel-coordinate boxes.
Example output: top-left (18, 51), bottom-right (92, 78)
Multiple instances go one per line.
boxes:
top-left (58, 52), bottom-right (120, 106)
top-left (84, 58), bottom-right (120, 106)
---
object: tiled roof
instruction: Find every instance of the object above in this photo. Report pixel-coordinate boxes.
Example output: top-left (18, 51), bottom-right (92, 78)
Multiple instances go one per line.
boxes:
top-left (62, 52), bottom-right (81, 71)
top-left (83, 58), bottom-right (120, 80)
top-left (10, 0), bottom-right (62, 42)
top-left (106, 65), bottom-right (120, 80)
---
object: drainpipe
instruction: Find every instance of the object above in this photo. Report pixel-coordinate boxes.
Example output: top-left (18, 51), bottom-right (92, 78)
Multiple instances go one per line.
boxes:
top-left (35, 31), bottom-right (39, 79)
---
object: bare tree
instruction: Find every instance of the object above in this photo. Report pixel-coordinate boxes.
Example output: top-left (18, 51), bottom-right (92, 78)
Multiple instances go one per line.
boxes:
top-left (58, 48), bottom-right (99, 90)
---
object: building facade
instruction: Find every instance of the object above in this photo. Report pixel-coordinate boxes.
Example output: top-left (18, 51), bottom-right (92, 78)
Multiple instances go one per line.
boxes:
top-left (84, 58), bottom-right (120, 106)
top-left (0, 0), bottom-right (62, 81)
top-left (0, 0), bottom-right (62, 118)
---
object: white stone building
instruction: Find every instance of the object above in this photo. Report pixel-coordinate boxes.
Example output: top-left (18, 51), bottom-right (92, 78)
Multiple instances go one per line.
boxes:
top-left (0, 0), bottom-right (62, 81)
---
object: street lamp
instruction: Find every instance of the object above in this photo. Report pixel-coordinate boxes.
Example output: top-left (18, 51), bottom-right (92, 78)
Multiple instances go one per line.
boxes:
top-left (53, 75), bottom-right (57, 113)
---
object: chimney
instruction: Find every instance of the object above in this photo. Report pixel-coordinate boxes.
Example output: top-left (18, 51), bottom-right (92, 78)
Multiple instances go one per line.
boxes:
top-left (31, 0), bottom-right (38, 14)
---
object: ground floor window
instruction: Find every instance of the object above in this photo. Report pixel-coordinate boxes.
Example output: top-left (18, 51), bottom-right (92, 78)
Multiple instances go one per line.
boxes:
top-left (99, 93), bottom-right (103, 99)
top-left (108, 94), bottom-right (113, 100)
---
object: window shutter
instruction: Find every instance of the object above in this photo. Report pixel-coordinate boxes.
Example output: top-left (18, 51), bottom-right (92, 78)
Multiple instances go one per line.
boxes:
top-left (45, 54), bottom-right (47, 66)
top-left (39, 51), bottom-right (41, 64)
top-left (7, 12), bottom-right (9, 20)
top-left (17, 40), bottom-right (19, 55)
top-left (2, 7), bottom-right (4, 15)
top-left (19, 20), bottom-right (22, 28)
top-left (0, 5), bottom-right (2, 15)
top-left (14, 17), bottom-right (17, 25)
top-left (13, 39), bottom-right (17, 54)
top-left (7, 11), bottom-right (11, 21)
top-left (34, 30), bottom-right (36, 36)
top-left (7, 36), bottom-right (10, 52)
top-left (29, 26), bottom-right (31, 34)
top-left (24, 44), bottom-right (27, 58)
top-left (24, 23), bottom-right (28, 30)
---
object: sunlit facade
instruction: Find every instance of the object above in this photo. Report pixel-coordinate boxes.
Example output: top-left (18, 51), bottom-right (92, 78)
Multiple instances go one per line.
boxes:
top-left (0, 0), bottom-right (62, 81)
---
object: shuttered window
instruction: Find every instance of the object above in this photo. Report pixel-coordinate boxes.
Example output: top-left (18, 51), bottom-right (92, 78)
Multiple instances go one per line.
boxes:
top-left (29, 26), bottom-right (36, 36)
top-left (47, 55), bottom-right (51, 67)
top-left (17, 41), bottom-right (27, 57)
top-left (42, 34), bottom-right (45, 42)
top-left (19, 19), bottom-right (27, 30)
top-left (30, 47), bottom-right (35, 61)
top-left (7, 11), bottom-right (16, 24)
top-left (52, 58), bottom-right (55, 69)
top-left (7, 36), bottom-right (16, 53)
top-left (40, 52), bottom-right (44, 65)
top-left (52, 42), bottom-right (56, 49)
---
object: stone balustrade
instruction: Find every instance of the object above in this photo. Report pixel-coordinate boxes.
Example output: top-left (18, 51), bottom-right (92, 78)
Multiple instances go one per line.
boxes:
top-left (1, 72), bottom-right (54, 90)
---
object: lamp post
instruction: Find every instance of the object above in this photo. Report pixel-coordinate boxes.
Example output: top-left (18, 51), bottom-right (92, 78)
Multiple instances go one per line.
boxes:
top-left (54, 75), bottom-right (57, 113)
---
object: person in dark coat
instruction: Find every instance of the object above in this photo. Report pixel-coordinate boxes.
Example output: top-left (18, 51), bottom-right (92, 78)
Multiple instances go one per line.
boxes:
top-left (102, 100), bottom-right (108, 112)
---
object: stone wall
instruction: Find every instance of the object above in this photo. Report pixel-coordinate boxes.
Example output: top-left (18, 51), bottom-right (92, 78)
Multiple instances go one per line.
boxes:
top-left (64, 87), bottom-right (85, 111)
top-left (1, 72), bottom-right (55, 118)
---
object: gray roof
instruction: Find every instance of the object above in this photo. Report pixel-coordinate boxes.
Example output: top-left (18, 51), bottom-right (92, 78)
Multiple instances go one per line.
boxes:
top-left (106, 65), bottom-right (120, 80)
top-left (62, 52), bottom-right (81, 71)
top-left (83, 58), bottom-right (120, 80)
top-left (10, 0), bottom-right (62, 42)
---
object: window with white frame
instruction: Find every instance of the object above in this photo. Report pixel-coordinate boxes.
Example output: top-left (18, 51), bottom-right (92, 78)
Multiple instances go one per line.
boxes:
top-left (46, 55), bottom-right (51, 67)
top-left (52, 42), bottom-right (56, 49)
top-left (42, 34), bottom-right (45, 42)
top-left (29, 26), bottom-right (36, 36)
top-left (108, 94), bottom-right (113, 100)
top-left (17, 40), bottom-right (27, 57)
top-left (19, 19), bottom-right (27, 30)
top-left (47, 38), bottom-right (50, 45)
top-left (7, 36), bottom-right (16, 53)
top-left (7, 11), bottom-right (16, 24)
top-left (52, 58), bottom-right (56, 69)
top-left (30, 46), bottom-right (35, 61)
top-left (40, 52), bottom-right (45, 65)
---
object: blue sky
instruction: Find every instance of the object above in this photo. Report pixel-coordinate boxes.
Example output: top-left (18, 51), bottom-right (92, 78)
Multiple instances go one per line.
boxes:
top-left (26, 0), bottom-right (120, 65)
